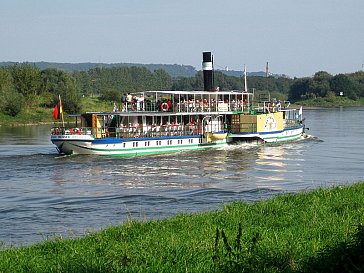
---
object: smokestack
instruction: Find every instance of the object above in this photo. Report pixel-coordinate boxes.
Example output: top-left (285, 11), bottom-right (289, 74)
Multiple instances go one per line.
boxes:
top-left (202, 52), bottom-right (213, 91)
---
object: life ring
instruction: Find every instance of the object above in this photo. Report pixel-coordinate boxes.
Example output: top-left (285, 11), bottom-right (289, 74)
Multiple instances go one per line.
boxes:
top-left (69, 128), bottom-right (81, 135)
top-left (161, 103), bottom-right (169, 111)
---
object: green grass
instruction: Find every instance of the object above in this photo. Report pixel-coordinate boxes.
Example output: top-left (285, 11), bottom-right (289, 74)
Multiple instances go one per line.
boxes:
top-left (80, 96), bottom-right (113, 113)
top-left (0, 108), bottom-right (54, 126)
top-left (1, 182), bottom-right (364, 272)
top-left (0, 96), bottom-right (113, 126)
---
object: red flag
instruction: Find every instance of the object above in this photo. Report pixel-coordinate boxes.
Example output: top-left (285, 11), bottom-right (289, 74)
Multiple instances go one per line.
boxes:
top-left (53, 95), bottom-right (63, 120)
top-left (53, 103), bottom-right (60, 119)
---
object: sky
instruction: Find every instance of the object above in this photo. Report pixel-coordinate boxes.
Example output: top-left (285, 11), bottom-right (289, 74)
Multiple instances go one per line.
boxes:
top-left (0, 0), bottom-right (363, 77)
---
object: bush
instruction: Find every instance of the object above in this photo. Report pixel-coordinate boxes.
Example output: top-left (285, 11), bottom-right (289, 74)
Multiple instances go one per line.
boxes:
top-left (3, 91), bottom-right (26, 117)
top-left (99, 88), bottom-right (122, 102)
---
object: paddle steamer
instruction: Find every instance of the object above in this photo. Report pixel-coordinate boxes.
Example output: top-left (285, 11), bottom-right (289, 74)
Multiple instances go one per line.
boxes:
top-left (51, 52), bottom-right (306, 156)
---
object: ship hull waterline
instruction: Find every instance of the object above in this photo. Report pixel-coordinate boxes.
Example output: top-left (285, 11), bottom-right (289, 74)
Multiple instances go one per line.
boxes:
top-left (51, 135), bottom-right (227, 157)
top-left (227, 125), bottom-right (305, 144)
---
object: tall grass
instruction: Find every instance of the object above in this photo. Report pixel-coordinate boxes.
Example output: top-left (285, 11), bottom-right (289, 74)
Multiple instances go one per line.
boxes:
top-left (1, 182), bottom-right (364, 272)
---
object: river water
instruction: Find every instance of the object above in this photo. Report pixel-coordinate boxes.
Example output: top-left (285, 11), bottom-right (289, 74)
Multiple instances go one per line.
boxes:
top-left (1, 107), bottom-right (363, 247)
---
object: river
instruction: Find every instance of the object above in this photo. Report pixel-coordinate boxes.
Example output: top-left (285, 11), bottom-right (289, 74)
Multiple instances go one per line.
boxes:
top-left (0, 107), bottom-right (363, 247)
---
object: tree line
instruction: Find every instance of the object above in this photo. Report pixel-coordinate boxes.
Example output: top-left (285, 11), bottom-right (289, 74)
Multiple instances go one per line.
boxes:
top-left (1, 63), bottom-right (363, 117)
top-left (289, 71), bottom-right (364, 101)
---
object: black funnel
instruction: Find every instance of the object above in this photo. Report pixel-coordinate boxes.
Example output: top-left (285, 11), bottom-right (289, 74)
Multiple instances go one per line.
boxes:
top-left (202, 52), bottom-right (213, 91)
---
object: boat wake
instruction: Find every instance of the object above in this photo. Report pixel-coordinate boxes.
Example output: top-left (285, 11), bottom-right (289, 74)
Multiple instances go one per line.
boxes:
top-left (300, 134), bottom-right (323, 142)
top-left (220, 142), bottom-right (260, 151)
top-left (54, 154), bottom-right (75, 159)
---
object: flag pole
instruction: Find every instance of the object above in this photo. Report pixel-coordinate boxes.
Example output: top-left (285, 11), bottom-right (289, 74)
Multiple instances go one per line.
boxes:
top-left (59, 95), bottom-right (65, 128)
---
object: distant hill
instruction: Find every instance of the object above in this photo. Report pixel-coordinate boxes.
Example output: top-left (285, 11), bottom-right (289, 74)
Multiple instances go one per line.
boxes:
top-left (0, 61), bottom-right (197, 78)
top-left (0, 61), bottom-right (285, 78)
top-left (217, 69), bottom-right (289, 78)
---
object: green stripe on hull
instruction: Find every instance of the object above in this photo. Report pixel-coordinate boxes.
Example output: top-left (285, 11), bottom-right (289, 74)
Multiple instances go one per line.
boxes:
top-left (264, 133), bottom-right (303, 143)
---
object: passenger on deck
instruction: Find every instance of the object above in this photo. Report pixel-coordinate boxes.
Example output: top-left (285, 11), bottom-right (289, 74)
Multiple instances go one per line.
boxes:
top-left (126, 93), bottom-right (132, 111)
top-left (113, 102), bottom-right (118, 112)
top-left (121, 94), bottom-right (127, 112)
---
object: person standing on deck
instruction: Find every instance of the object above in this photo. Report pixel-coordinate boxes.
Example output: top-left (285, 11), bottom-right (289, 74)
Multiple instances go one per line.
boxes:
top-left (126, 93), bottom-right (132, 111)
top-left (121, 94), bottom-right (127, 112)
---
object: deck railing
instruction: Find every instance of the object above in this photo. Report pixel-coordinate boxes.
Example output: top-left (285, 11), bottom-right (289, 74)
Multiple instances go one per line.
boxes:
top-left (51, 124), bottom-right (204, 139)
top-left (121, 100), bottom-right (250, 114)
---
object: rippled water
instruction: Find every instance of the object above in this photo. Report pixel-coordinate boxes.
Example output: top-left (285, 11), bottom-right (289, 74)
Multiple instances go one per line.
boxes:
top-left (1, 107), bottom-right (363, 247)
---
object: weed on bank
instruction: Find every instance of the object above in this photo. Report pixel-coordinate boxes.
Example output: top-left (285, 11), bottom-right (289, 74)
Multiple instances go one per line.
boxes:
top-left (1, 182), bottom-right (364, 272)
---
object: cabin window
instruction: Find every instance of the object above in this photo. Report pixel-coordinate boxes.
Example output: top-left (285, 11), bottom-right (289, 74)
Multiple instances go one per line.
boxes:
top-left (123, 143), bottom-right (126, 148)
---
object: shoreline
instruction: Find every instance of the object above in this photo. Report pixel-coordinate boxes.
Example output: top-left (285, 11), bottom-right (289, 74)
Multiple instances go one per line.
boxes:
top-left (1, 182), bottom-right (364, 272)
top-left (0, 121), bottom-right (55, 127)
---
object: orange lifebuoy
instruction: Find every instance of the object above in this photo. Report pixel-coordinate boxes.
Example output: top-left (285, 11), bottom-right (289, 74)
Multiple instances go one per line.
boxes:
top-left (69, 128), bottom-right (81, 135)
top-left (161, 103), bottom-right (169, 111)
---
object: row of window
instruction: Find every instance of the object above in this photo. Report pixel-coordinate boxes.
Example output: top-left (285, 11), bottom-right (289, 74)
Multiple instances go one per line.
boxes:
top-left (123, 138), bottom-right (201, 148)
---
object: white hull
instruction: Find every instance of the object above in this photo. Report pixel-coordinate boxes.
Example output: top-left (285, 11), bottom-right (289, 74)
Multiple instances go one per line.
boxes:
top-left (51, 135), bottom-right (227, 156)
top-left (227, 126), bottom-right (305, 143)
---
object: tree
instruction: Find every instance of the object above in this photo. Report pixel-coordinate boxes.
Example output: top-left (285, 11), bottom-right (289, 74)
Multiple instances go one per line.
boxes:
top-left (312, 71), bottom-right (332, 97)
top-left (152, 69), bottom-right (172, 90)
top-left (99, 88), bottom-right (122, 102)
top-left (288, 77), bottom-right (314, 101)
top-left (39, 68), bottom-right (82, 113)
top-left (57, 73), bottom-right (82, 114)
top-left (11, 64), bottom-right (41, 104)
top-left (72, 71), bottom-right (93, 96)
top-left (3, 90), bottom-right (26, 116)
top-left (330, 74), bottom-right (356, 99)
top-left (347, 71), bottom-right (364, 99)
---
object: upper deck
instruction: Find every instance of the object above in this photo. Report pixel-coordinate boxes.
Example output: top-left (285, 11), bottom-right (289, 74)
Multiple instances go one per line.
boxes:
top-left (115, 90), bottom-right (254, 115)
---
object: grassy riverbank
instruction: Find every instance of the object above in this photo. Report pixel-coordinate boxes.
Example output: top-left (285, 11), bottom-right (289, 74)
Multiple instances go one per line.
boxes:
top-left (0, 97), bottom-right (112, 127)
top-left (1, 183), bottom-right (364, 272)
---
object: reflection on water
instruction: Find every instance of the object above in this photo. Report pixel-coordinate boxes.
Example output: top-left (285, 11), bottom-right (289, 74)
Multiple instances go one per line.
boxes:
top-left (1, 108), bottom-right (364, 246)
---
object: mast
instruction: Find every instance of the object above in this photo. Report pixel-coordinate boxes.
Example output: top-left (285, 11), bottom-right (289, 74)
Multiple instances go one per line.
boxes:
top-left (244, 64), bottom-right (248, 92)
